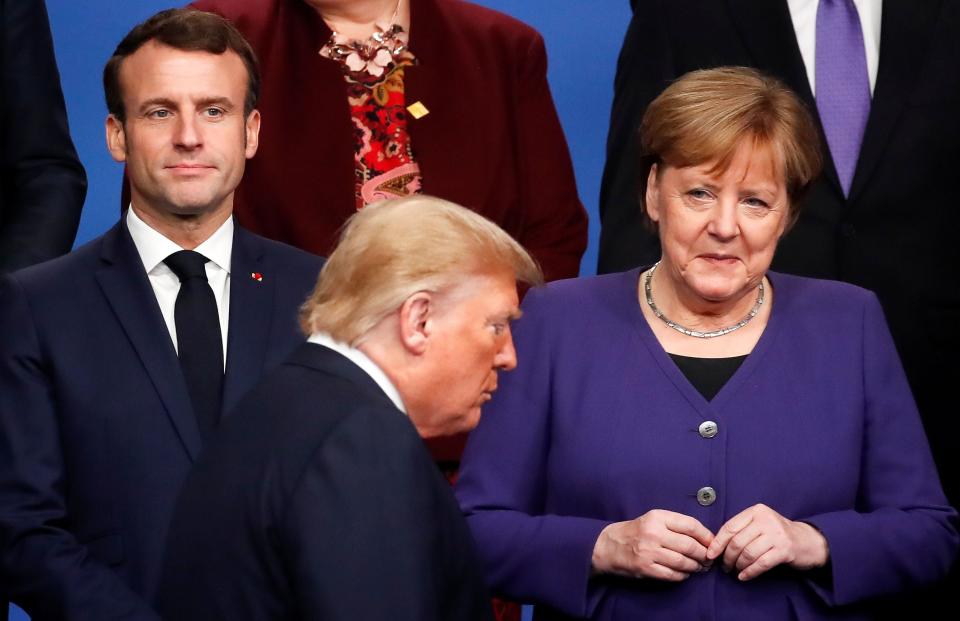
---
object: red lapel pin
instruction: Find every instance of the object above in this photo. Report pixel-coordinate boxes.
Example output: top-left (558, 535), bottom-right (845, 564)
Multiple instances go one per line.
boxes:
top-left (251, 272), bottom-right (263, 282)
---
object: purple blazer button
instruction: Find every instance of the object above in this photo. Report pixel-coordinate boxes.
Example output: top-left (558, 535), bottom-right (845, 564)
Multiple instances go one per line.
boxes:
top-left (698, 421), bottom-right (718, 438)
top-left (697, 487), bottom-right (717, 506)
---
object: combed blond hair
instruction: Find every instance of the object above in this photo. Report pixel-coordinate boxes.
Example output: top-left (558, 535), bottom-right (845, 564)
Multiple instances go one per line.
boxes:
top-left (300, 196), bottom-right (544, 344)
top-left (638, 66), bottom-right (822, 231)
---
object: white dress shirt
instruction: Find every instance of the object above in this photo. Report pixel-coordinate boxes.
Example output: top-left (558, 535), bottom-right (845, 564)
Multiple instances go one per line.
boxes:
top-left (307, 331), bottom-right (407, 413)
top-left (126, 206), bottom-right (232, 363)
top-left (787, 0), bottom-right (882, 96)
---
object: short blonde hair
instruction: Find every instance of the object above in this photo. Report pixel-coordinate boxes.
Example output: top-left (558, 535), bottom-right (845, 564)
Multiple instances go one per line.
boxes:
top-left (300, 196), bottom-right (544, 344)
top-left (638, 66), bottom-right (822, 231)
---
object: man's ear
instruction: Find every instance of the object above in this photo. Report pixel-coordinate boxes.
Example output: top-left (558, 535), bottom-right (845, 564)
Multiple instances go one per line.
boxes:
top-left (397, 291), bottom-right (433, 355)
top-left (106, 114), bottom-right (127, 163)
top-left (244, 109), bottom-right (261, 159)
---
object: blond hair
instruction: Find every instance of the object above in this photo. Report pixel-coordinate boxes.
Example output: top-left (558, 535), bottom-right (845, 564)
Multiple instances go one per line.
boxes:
top-left (638, 66), bottom-right (822, 231)
top-left (300, 196), bottom-right (543, 344)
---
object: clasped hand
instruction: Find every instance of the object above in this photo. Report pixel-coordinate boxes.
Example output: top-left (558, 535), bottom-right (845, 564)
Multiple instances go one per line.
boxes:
top-left (591, 504), bottom-right (829, 582)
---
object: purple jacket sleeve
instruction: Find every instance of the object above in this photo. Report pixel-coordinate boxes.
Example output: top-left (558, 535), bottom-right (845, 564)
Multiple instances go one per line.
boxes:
top-left (803, 294), bottom-right (959, 605)
top-left (456, 288), bottom-right (611, 618)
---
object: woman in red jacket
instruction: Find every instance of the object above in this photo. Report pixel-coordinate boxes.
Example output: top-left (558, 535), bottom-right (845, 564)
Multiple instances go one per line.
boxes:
top-left (188, 0), bottom-right (587, 286)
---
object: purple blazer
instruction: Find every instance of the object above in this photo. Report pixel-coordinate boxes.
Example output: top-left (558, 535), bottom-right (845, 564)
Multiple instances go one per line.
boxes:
top-left (456, 269), bottom-right (958, 620)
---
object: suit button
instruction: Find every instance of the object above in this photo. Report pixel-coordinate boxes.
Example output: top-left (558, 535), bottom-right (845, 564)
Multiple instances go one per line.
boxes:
top-left (697, 486), bottom-right (717, 506)
top-left (840, 222), bottom-right (856, 237)
top-left (698, 421), bottom-right (718, 438)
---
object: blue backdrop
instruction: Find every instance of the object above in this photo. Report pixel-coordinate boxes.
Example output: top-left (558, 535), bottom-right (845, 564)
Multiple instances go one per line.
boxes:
top-left (8, 1), bottom-right (630, 619)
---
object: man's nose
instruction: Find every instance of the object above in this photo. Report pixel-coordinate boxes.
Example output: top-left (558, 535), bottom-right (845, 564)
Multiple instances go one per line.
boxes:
top-left (495, 331), bottom-right (518, 371)
top-left (173, 114), bottom-right (202, 149)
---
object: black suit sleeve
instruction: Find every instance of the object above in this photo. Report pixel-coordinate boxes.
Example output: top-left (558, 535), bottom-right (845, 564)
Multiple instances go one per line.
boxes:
top-left (280, 408), bottom-right (492, 621)
top-left (0, 275), bottom-right (160, 621)
top-left (0, 0), bottom-right (85, 273)
top-left (597, 0), bottom-right (673, 273)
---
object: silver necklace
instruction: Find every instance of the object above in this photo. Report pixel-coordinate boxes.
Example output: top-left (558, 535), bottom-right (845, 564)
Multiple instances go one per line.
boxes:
top-left (644, 261), bottom-right (764, 338)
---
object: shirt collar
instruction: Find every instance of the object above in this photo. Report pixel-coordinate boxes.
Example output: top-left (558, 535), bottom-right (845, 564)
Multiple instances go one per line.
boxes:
top-left (126, 205), bottom-right (234, 275)
top-left (307, 332), bottom-right (407, 414)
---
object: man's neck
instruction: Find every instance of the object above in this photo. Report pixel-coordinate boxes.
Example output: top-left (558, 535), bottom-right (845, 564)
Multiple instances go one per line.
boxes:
top-left (129, 203), bottom-right (232, 250)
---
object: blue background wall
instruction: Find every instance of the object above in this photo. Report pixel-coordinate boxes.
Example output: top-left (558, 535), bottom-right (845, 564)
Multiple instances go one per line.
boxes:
top-left (9, 1), bottom-right (631, 618)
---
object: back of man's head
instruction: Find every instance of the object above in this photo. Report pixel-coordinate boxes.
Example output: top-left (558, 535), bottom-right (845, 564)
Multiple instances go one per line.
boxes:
top-left (300, 195), bottom-right (543, 345)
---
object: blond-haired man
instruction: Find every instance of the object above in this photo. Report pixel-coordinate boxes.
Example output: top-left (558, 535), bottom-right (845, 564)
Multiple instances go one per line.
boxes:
top-left (158, 196), bottom-right (542, 621)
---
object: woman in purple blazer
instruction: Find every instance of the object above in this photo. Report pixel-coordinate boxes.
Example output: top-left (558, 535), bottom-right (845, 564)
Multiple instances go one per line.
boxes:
top-left (455, 67), bottom-right (959, 620)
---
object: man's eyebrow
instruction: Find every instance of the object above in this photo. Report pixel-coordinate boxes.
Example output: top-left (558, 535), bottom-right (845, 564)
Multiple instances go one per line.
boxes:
top-left (136, 97), bottom-right (235, 113)
top-left (489, 309), bottom-right (523, 322)
top-left (137, 97), bottom-right (177, 113)
top-left (194, 96), bottom-right (235, 109)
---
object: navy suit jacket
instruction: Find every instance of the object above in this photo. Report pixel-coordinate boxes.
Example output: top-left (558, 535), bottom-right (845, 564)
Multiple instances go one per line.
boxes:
top-left (158, 343), bottom-right (494, 621)
top-left (0, 0), bottom-right (86, 274)
top-left (0, 220), bottom-right (322, 620)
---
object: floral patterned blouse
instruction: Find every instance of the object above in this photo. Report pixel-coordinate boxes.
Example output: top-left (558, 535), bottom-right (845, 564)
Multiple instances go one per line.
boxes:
top-left (320, 26), bottom-right (422, 210)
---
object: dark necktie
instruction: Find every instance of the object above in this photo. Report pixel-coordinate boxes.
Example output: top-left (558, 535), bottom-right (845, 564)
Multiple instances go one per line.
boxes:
top-left (164, 250), bottom-right (224, 440)
top-left (815, 0), bottom-right (871, 196)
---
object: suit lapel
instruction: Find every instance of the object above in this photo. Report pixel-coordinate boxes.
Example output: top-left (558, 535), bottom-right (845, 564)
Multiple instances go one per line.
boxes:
top-left (848, 0), bottom-right (942, 204)
top-left (725, 0), bottom-right (843, 194)
top-left (222, 226), bottom-right (275, 414)
top-left (95, 222), bottom-right (202, 460)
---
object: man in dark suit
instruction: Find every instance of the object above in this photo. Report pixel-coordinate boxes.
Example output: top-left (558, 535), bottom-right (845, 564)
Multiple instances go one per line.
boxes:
top-left (158, 196), bottom-right (543, 621)
top-left (0, 0), bottom-right (86, 274)
top-left (0, 9), bottom-right (322, 620)
top-left (599, 0), bottom-right (958, 583)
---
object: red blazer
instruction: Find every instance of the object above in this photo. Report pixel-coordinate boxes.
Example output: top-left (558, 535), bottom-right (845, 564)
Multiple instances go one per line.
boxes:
top-left (188, 0), bottom-right (588, 282)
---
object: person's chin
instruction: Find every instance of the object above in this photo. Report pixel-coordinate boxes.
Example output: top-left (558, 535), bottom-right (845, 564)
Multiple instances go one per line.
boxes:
top-left (413, 407), bottom-right (481, 438)
top-left (164, 192), bottom-right (225, 216)
top-left (688, 280), bottom-right (743, 303)
top-left (462, 406), bottom-right (484, 432)
top-left (444, 406), bottom-right (484, 436)
top-left (686, 269), bottom-right (745, 298)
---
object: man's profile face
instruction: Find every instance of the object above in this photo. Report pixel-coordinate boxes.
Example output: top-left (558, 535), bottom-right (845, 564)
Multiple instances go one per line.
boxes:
top-left (106, 41), bottom-right (259, 223)
top-left (410, 271), bottom-right (521, 438)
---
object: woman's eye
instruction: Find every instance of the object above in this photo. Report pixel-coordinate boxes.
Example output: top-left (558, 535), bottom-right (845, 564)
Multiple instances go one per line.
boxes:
top-left (687, 189), bottom-right (712, 200)
top-left (742, 197), bottom-right (769, 208)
